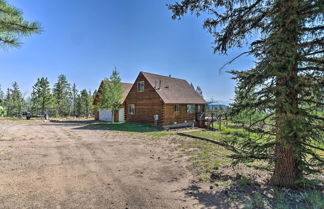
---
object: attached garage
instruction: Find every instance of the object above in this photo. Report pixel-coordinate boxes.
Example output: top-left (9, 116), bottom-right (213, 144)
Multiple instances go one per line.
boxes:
top-left (98, 109), bottom-right (112, 121)
top-left (98, 109), bottom-right (125, 122)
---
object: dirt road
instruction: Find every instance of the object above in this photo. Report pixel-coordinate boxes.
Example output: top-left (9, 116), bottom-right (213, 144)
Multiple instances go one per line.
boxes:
top-left (0, 120), bottom-right (201, 209)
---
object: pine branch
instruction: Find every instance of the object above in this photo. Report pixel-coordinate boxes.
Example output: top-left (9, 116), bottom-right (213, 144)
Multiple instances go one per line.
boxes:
top-left (218, 51), bottom-right (250, 72)
top-left (297, 66), bottom-right (324, 72)
top-left (300, 99), bottom-right (324, 106)
top-left (301, 25), bottom-right (324, 31)
top-left (304, 150), bottom-right (324, 163)
top-left (302, 57), bottom-right (324, 65)
top-left (0, 36), bottom-right (19, 46)
top-left (0, 20), bottom-right (40, 34)
top-left (248, 112), bottom-right (274, 128)
top-left (302, 142), bottom-right (324, 152)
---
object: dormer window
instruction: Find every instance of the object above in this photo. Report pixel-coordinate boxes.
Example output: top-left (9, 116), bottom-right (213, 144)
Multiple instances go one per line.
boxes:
top-left (137, 81), bottom-right (144, 92)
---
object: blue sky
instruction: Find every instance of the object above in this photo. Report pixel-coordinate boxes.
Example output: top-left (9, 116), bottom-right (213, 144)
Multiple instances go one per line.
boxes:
top-left (0, 0), bottom-right (254, 103)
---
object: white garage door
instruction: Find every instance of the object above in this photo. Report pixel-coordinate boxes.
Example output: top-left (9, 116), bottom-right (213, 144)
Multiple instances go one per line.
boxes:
top-left (99, 109), bottom-right (112, 122)
top-left (119, 108), bottom-right (125, 122)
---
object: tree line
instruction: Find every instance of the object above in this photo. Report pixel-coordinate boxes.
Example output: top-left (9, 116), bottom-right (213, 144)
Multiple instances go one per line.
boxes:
top-left (0, 75), bottom-right (96, 118)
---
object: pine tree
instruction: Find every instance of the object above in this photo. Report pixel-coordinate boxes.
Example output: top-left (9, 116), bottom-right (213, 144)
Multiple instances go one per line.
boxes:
top-left (72, 83), bottom-right (78, 116)
top-left (4, 88), bottom-right (11, 116)
top-left (169, 0), bottom-right (324, 187)
top-left (91, 89), bottom-right (99, 113)
top-left (196, 86), bottom-right (203, 96)
top-left (99, 69), bottom-right (122, 123)
top-left (0, 0), bottom-right (40, 47)
top-left (31, 77), bottom-right (52, 115)
top-left (87, 90), bottom-right (92, 117)
top-left (53, 74), bottom-right (72, 117)
top-left (75, 94), bottom-right (82, 117)
top-left (0, 85), bottom-right (4, 106)
top-left (0, 85), bottom-right (4, 116)
top-left (79, 89), bottom-right (89, 117)
top-left (5, 82), bottom-right (23, 117)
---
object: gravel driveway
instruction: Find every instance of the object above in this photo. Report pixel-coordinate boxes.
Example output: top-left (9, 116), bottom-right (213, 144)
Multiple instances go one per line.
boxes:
top-left (0, 120), bottom-right (200, 209)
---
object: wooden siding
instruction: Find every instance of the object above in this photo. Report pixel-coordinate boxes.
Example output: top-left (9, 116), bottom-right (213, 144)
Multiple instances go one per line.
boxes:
top-left (124, 73), bottom-right (164, 125)
top-left (162, 104), bottom-right (205, 126)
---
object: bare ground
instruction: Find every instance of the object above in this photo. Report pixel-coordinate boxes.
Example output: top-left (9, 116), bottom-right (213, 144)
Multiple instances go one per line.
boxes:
top-left (1, 120), bottom-right (322, 209)
top-left (0, 120), bottom-right (201, 209)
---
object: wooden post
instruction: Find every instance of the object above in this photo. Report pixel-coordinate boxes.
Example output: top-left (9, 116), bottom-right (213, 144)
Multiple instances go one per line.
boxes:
top-left (211, 112), bottom-right (214, 130)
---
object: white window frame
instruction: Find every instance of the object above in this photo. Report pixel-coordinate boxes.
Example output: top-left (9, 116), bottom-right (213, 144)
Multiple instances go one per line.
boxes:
top-left (137, 81), bottom-right (144, 92)
top-left (186, 104), bottom-right (195, 114)
top-left (197, 105), bottom-right (202, 113)
top-left (174, 104), bottom-right (180, 112)
top-left (128, 104), bottom-right (135, 114)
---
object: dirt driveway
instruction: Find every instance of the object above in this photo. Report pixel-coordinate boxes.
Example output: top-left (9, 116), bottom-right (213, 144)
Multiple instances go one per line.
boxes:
top-left (0, 120), bottom-right (201, 209)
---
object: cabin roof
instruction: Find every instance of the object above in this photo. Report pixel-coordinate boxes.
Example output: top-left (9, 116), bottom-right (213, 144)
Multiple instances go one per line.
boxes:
top-left (141, 72), bottom-right (206, 104)
top-left (93, 81), bottom-right (132, 105)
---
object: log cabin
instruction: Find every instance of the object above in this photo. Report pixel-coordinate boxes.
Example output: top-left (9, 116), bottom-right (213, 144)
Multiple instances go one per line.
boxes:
top-left (124, 72), bottom-right (206, 128)
top-left (93, 81), bottom-right (132, 122)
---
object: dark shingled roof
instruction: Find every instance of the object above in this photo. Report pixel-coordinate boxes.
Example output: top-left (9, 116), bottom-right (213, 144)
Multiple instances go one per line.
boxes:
top-left (120, 82), bottom-right (133, 103)
top-left (93, 81), bottom-right (132, 105)
top-left (141, 72), bottom-right (206, 104)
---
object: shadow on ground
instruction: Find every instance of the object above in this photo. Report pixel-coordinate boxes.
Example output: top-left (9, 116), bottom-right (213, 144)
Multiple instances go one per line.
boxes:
top-left (38, 120), bottom-right (96, 127)
top-left (72, 121), bottom-right (164, 133)
top-left (181, 166), bottom-right (323, 209)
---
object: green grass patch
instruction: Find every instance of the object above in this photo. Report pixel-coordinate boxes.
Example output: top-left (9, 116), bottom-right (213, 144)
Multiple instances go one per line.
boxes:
top-left (79, 121), bottom-right (175, 136)
top-left (174, 133), bottom-right (232, 181)
top-left (238, 176), bottom-right (253, 186)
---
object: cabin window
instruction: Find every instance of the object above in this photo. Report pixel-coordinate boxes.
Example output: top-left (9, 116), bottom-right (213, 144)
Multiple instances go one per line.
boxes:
top-left (174, 104), bottom-right (179, 112)
top-left (186, 104), bottom-right (195, 114)
top-left (197, 105), bottom-right (203, 113)
top-left (128, 104), bottom-right (135, 114)
top-left (137, 81), bottom-right (144, 92)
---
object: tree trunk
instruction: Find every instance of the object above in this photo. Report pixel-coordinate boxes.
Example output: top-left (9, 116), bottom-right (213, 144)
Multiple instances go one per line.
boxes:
top-left (271, 117), bottom-right (302, 187)
top-left (269, 0), bottom-right (302, 187)
top-left (271, 73), bottom-right (302, 187)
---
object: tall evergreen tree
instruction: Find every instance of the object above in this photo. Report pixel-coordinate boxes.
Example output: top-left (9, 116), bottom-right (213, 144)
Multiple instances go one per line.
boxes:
top-left (99, 69), bottom-right (122, 122)
top-left (0, 85), bottom-right (4, 116)
top-left (71, 83), bottom-right (78, 116)
top-left (91, 89), bottom-right (99, 113)
top-left (0, 0), bottom-right (40, 47)
top-left (78, 89), bottom-right (89, 117)
top-left (4, 88), bottom-right (11, 116)
top-left (4, 82), bottom-right (23, 117)
top-left (53, 74), bottom-right (72, 117)
top-left (0, 85), bottom-right (4, 106)
top-left (86, 90), bottom-right (92, 117)
top-left (75, 94), bottom-right (81, 117)
top-left (31, 77), bottom-right (52, 115)
top-left (169, 0), bottom-right (323, 187)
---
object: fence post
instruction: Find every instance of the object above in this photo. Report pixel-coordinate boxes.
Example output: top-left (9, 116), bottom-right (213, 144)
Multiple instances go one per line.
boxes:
top-left (211, 112), bottom-right (214, 130)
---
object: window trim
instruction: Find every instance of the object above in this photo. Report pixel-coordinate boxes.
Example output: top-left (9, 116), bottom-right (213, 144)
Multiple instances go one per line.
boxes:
top-left (137, 81), bottom-right (144, 92)
top-left (128, 104), bottom-right (135, 115)
top-left (186, 104), bottom-right (195, 114)
top-left (197, 105), bottom-right (202, 113)
top-left (174, 104), bottom-right (180, 112)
